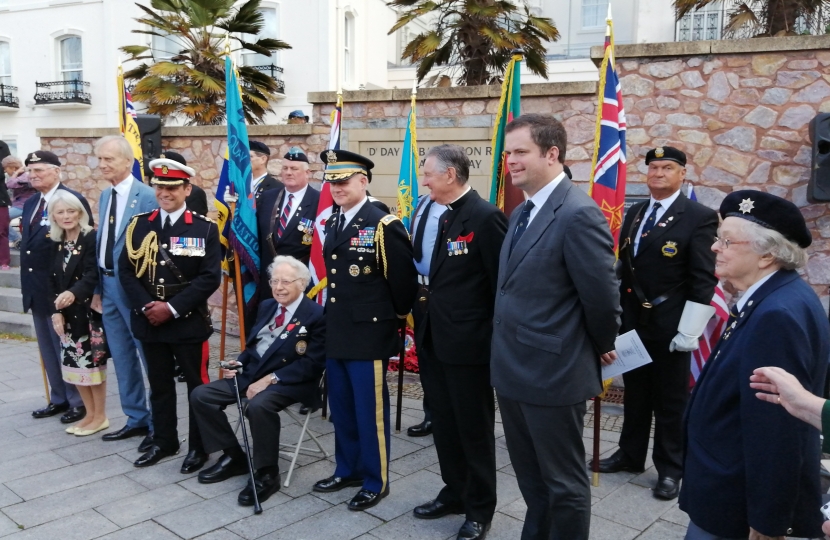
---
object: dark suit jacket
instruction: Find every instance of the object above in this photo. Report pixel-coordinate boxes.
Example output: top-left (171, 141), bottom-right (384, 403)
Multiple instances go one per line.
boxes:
top-left (324, 201), bottom-right (418, 359)
top-left (680, 270), bottom-right (829, 538)
top-left (48, 230), bottom-right (98, 324)
top-left (418, 189), bottom-right (506, 364)
top-left (256, 186), bottom-right (320, 301)
top-left (619, 192), bottom-right (718, 342)
top-left (186, 184), bottom-right (209, 216)
top-left (491, 178), bottom-right (621, 406)
top-left (21, 185), bottom-right (93, 314)
top-left (255, 174), bottom-right (283, 202)
top-left (118, 209), bottom-right (221, 343)
top-left (235, 297), bottom-right (326, 408)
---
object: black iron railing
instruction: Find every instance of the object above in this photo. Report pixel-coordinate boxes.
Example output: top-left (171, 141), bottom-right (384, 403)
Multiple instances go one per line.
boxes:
top-left (34, 80), bottom-right (91, 105)
top-left (0, 85), bottom-right (18, 108)
top-left (252, 65), bottom-right (285, 94)
top-left (677, 1), bottom-right (830, 40)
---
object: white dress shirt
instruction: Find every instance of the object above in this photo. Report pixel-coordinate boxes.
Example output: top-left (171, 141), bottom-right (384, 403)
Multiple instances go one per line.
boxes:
top-left (411, 197), bottom-right (447, 276)
top-left (281, 185), bottom-right (308, 217)
top-left (98, 175), bottom-right (134, 268)
top-left (341, 196), bottom-right (369, 229)
top-left (252, 173), bottom-right (268, 194)
top-left (633, 189), bottom-right (682, 256)
top-left (526, 171), bottom-right (566, 226)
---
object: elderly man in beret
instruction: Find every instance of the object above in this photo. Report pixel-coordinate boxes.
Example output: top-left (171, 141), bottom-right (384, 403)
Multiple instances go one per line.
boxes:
top-left (249, 141), bottom-right (283, 201)
top-left (600, 146), bottom-right (718, 501)
top-left (681, 191), bottom-right (829, 540)
top-left (22, 150), bottom-right (93, 424)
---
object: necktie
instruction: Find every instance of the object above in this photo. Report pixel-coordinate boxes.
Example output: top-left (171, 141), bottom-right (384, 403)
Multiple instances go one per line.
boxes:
top-left (271, 306), bottom-right (286, 331)
top-left (509, 200), bottom-right (535, 255)
top-left (163, 215), bottom-right (172, 232)
top-left (104, 189), bottom-right (117, 270)
top-left (31, 197), bottom-right (45, 226)
top-left (277, 193), bottom-right (294, 238)
top-left (413, 200), bottom-right (434, 262)
top-left (640, 202), bottom-right (662, 238)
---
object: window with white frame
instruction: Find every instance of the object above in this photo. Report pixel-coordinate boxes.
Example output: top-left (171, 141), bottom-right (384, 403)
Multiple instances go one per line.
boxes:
top-left (152, 32), bottom-right (183, 60)
top-left (241, 6), bottom-right (280, 68)
top-left (582, 0), bottom-right (608, 28)
top-left (0, 41), bottom-right (10, 86)
top-left (58, 36), bottom-right (82, 81)
top-left (344, 12), bottom-right (355, 84)
top-left (676, 2), bottom-right (724, 41)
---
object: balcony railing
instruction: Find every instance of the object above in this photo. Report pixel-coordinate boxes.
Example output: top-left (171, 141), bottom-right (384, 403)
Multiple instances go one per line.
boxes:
top-left (34, 80), bottom-right (91, 106)
top-left (252, 65), bottom-right (285, 94)
top-left (677, 1), bottom-right (830, 40)
top-left (0, 85), bottom-right (18, 108)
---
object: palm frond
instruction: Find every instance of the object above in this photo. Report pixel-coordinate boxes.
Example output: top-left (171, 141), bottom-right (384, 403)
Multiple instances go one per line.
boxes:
top-left (723, 2), bottom-right (761, 36)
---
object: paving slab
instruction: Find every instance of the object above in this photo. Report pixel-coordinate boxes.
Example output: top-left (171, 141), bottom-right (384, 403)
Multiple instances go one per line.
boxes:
top-left (367, 510), bottom-right (463, 540)
top-left (636, 519), bottom-right (688, 540)
top-left (588, 515), bottom-right (640, 540)
top-left (258, 503), bottom-right (383, 540)
top-left (8, 508), bottom-right (118, 540)
top-left (153, 497), bottom-right (252, 539)
top-left (88, 521), bottom-right (182, 540)
top-left (591, 482), bottom-right (677, 531)
top-left (96, 484), bottom-right (204, 528)
top-left (5, 454), bottom-right (135, 500)
top-left (225, 494), bottom-right (331, 540)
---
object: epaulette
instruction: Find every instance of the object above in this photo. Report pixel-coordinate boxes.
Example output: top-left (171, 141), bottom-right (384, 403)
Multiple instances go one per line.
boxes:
top-left (380, 215), bottom-right (399, 226)
top-left (191, 213), bottom-right (214, 223)
top-left (131, 210), bottom-right (154, 220)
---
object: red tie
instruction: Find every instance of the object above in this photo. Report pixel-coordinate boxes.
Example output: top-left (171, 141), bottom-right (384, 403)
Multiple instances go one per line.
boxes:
top-left (271, 306), bottom-right (286, 331)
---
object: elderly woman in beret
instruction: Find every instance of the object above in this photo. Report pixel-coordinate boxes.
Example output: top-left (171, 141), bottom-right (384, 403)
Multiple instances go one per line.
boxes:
top-left (680, 191), bottom-right (830, 540)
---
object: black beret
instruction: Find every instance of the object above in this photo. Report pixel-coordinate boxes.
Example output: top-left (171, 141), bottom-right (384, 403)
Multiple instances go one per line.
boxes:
top-left (720, 190), bottom-right (811, 248)
top-left (249, 141), bottom-right (271, 156)
top-left (284, 147), bottom-right (309, 163)
top-left (25, 150), bottom-right (61, 167)
top-left (160, 151), bottom-right (187, 166)
top-left (322, 149), bottom-right (374, 183)
top-left (645, 146), bottom-right (686, 167)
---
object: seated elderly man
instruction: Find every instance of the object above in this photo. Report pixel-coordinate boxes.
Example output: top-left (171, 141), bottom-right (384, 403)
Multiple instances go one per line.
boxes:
top-left (190, 255), bottom-right (325, 505)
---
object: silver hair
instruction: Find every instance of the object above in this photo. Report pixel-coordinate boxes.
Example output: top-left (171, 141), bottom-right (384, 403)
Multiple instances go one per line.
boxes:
top-left (426, 144), bottom-right (470, 184)
top-left (740, 218), bottom-right (808, 270)
top-left (1, 155), bottom-right (22, 168)
top-left (48, 190), bottom-right (92, 241)
top-left (94, 135), bottom-right (135, 162)
top-left (267, 255), bottom-right (312, 288)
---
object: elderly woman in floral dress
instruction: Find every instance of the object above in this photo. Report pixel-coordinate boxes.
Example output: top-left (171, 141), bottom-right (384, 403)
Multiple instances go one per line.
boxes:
top-left (48, 190), bottom-right (109, 436)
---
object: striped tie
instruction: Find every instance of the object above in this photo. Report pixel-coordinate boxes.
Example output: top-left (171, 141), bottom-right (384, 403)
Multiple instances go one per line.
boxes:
top-left (277, 193), bottom-right (294, 238)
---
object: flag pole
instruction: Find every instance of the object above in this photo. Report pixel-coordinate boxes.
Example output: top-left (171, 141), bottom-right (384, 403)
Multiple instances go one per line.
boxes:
top-left (218, 273), bottom-right (230, 379)
top-left (39, 354), bottom-right (50, 405)
top-left (227, 195), bottom-right (247, 348)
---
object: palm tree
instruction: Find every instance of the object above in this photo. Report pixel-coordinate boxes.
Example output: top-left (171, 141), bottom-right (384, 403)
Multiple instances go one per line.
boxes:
top-left (388, 0), bottom-right (560, 86)
top-left (674, 0), bottom-right (828, 37)
top-left (120, 0), bottom-right (291, 125)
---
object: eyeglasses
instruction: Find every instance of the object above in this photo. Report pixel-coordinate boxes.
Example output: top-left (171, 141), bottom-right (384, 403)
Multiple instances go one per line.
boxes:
top-left (714, 236), bottom-right (750, 249)
top-left (269, 277), bottom-right (302, 287)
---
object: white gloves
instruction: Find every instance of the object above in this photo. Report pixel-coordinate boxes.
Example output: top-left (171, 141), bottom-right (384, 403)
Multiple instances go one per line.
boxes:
top-left (669, 301), bottom-right (716, 352)
top-left (670, 332), bottom-right (700, 352)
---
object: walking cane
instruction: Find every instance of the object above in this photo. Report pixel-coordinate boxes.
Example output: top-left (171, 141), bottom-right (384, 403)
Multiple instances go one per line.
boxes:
top-left (395, 319), bottom-right (407, 433)
top-left (223, 362), bottom-right (262, 514)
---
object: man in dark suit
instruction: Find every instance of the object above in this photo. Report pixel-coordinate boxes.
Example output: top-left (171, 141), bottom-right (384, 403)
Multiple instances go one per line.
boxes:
top-left (410, 145), bottom-right (507, 540)
top-left (191, 255), bottom-right (325, 506)
top-left (312, 149), bottom-right (418, 511)
top-left (119, 156), bottom-right (221, 471)
top-left (491, 114), bottom-right (621, 540)
top-left (22, 150), bottom-right (93, 424)
top-left (249, 141), bottom-right (283, 202)
top-left (599, 146), bottom-right (718, 501)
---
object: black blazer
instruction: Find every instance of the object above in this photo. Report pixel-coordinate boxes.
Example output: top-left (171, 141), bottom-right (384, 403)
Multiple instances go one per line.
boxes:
top-left (417, 189), bottom-right (506, 365)
top-left (235, 297), bottom-right (326, 407)
top-left (255, 174), bottom-right (283, 202)
top-left (256, 186), bottom-right (320, 301)
top-left (618, 192), bottom-right (718, 342)
top-left (48, 230), bottom-right (98, 322)
top-left (21, 185), bottom-right (94, 314)
top-left (323, 202), bottom-right (418, 360)
top-left (186, 184), bottom-right (209, 216)
top-left (118, 209), bottom-right (221, 343)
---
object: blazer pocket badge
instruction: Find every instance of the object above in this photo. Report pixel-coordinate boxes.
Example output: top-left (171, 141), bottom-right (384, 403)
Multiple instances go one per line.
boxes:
top-left (661, 241), bottom-right (678, 258)
top-left (295, 340), bottom-right (307, 355)
top-left (169, 237), bottom-right (206, 256)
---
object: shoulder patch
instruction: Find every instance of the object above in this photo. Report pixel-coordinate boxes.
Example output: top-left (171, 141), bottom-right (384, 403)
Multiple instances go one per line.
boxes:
top-left (380, 215), bottom-right (399, 226)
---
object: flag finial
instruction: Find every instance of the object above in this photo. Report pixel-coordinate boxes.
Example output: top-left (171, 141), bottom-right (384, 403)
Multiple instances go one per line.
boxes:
top-left (224, 32), bottom-right (231, 56)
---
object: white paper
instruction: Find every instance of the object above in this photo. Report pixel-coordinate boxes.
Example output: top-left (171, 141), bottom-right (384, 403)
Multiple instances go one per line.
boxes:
top-left (602, 330), bottom-right (653, 379)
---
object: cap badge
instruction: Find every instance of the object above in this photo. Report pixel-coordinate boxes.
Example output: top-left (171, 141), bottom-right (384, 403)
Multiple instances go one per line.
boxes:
top-left (655, 147), bottom-right (664, 158)
top-left (738, 198), bottom-right (754, 214)
top-left (326, 151), bottom-right (337, 165)
top-left (29, 153), bottom-right (41, 162)
top-left (160, 153), bottom-right (166, 159)
top-left (161, 165), bottom-right (169, 175)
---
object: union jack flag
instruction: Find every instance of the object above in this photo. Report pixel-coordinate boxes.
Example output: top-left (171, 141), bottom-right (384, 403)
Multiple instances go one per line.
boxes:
top-left (588, 15), bottom-right (627, 252)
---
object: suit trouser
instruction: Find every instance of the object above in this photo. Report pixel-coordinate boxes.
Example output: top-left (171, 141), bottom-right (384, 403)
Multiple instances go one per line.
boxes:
top-left (141, 340), bottom-right (209, 453)
top-left (328, 357), bottom-right (390, 494)
top-left (191, 379), bottom-right (294, 470)
top-left (498, 394), bottom-right (589, 540)
top-left (419, 336), bottom-right (496, 523)
top-left (619, 338), bottom-right (690, 479)
top-left (684, 520), bottom-right (747, 540)
top-left (101, 274), bottom-right (151, 429)
top-left (31, 306), bottom-right (82, 408)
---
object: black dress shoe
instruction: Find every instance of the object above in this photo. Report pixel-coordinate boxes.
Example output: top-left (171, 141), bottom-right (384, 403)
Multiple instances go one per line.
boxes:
top-left (348, 486), bottom-right (389, 511)
top-left (32, 402), bottom-right (69, 419)
top-left (414, 498), bottom-right (464, 519)
top-left (597, 450), bottom-right (645, 474)
top-left (180, 450), bottom-right (208, 474)
top-left (653, 476), bottom-right (680, 500)
top-left (313, 475), bottom-right (364, 493)
top-left (198, 453), bottom-right (248, 484)
top-left (138, 433), bottom-right (154, 453)
top-left (60, 406), bottom-right (86, 424)
top-left (177, 373), bottom-right (186, 383)
top-left (457, 520), bottom-right (491, 540)
top-left (298, 406), bottom-right (310, 415)
top-left (407, 420), bottom-right (433, 437)
top-left (102, 424), bottom-right (150, 442)
top-left (238, 470), bottom-right (281, 506)
top-left (134, 445), bottom-right (178, 468)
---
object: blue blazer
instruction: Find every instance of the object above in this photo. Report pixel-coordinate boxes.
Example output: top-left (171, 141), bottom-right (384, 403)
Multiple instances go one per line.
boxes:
top-left (680, 270), bottom-right (829, 538)
top-left (235, 296), bottom-right (326, 408)
top-left (20, 184), bottom-right (93, 314)
top-left (95, 178), bottom-right (157, 295)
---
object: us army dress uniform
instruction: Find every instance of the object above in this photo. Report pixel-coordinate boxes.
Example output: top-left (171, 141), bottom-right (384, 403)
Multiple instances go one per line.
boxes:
top-left (118, 158), bottom-right (221, 469)
top-left (312, 149), bottom-right (418, 509)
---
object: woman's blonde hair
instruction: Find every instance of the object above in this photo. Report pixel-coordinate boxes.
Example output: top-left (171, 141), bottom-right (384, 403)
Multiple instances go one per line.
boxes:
top-left (48, 190), bottom-right (92, 241)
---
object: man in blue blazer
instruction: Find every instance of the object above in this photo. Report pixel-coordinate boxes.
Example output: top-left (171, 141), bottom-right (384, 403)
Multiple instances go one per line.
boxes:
top-left (22, 151), bottom-right (93, 423)
top-left (190, 255), bottom-right (325, 506)
top-left (90, 136), bottom-right (158, 449)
